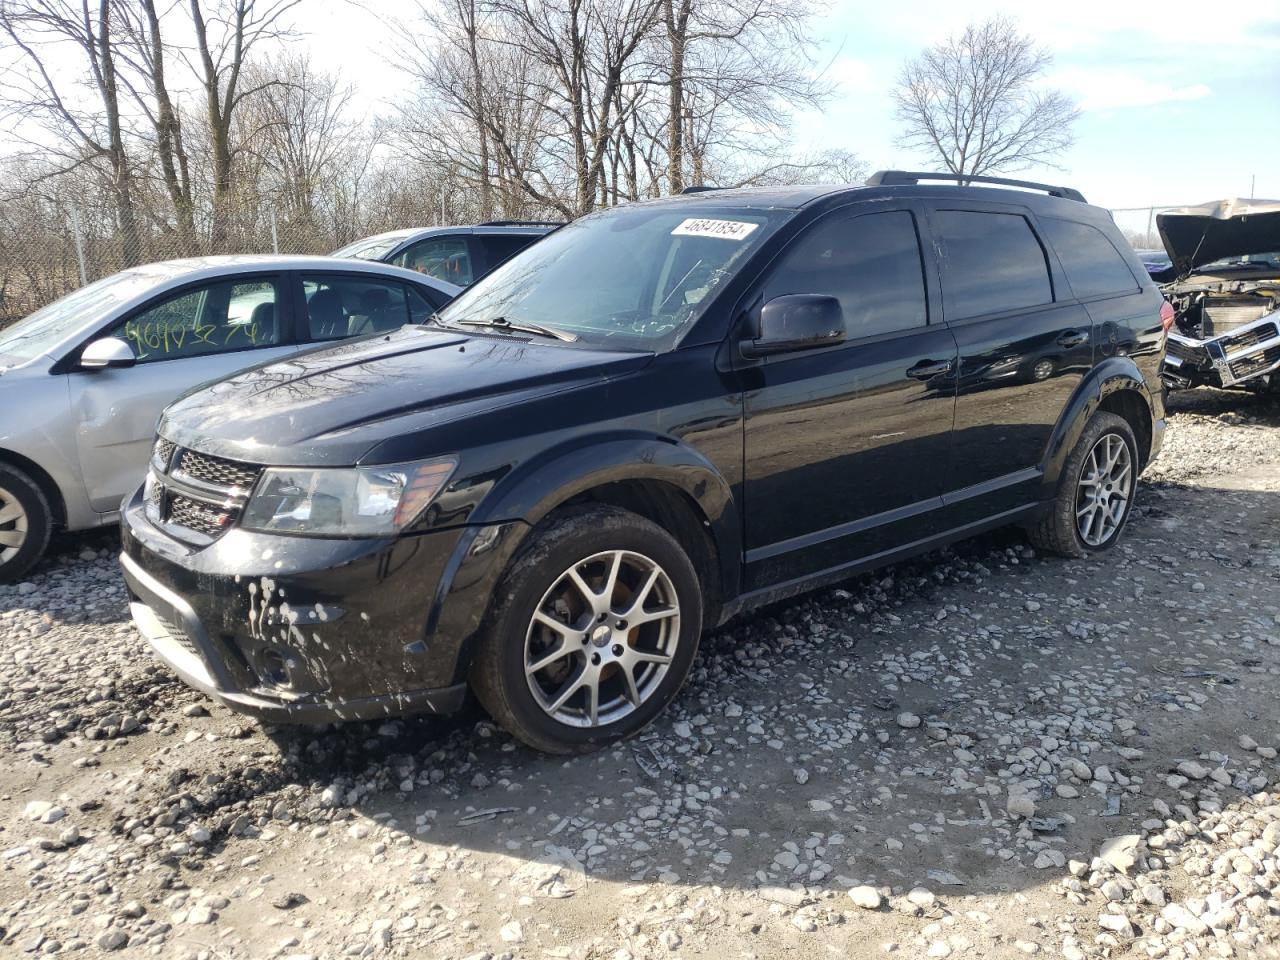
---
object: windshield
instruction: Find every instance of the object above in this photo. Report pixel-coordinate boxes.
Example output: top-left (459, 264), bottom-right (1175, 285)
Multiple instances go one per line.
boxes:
top-left (0, 270), bottom-right (167, 364)
top-left (1195, 251), bottom-right (1280, 272)
top-left (331, 234), bottom-right (407, 261)
top-left (434, 205), bottom-right (789, 349)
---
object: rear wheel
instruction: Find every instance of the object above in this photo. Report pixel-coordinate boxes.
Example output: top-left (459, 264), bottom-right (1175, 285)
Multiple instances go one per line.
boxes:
top-left (470, 506), bottom-right (702, 754)
top-left (0, 464), bottom-right (53, 584)
top-left (1026, 411), bottom-right (1138, 558)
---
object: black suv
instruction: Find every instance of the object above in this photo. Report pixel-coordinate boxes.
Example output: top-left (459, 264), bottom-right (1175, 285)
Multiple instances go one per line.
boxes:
top-left (331, 221), bottom-right (560, 287)
top-left (121, 172), bottom-right (1169, 754)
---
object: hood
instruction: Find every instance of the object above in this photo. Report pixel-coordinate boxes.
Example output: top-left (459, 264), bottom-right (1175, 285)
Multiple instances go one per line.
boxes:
top-left (159, 326), bottom-right (652, 465)
top-left (1157, 198), bottom-right (1280, 277)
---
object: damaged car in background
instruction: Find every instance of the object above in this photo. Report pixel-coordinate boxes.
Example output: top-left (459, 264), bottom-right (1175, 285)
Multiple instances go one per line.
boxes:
top-left (1156, 198), bottom-right (1280, 395)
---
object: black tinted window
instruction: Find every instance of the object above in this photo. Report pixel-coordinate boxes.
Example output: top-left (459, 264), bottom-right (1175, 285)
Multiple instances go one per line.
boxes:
top-left (764, 210), bottom-right (927, 338)
top-left (934, 211), bottom-right (1052, 319)
top-left (407, 285), bottom-right (440, 321)
top-left (1038, 217), bottom-right (1139, 299)
top-left (302, 276), bottom-right (410, 341)
top-left (480, 234), bottom-right (538, 269)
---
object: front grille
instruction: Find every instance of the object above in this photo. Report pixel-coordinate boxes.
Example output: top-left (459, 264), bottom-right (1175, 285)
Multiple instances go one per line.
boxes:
top-left (1165, 340), bottom-right (1204, 365)
top-left (175, 450), bottom-right (261, 490)
top-left (1221, 321), bottom-right (1279, 355)
top-left (1230, 344), bottom-right (1280, 381)
top-left (148, 435), bottom-right (262, 542)
top-left (168, 493), bottom-right (233, 538)
top-left (152, 437), bottom-right (176, 471)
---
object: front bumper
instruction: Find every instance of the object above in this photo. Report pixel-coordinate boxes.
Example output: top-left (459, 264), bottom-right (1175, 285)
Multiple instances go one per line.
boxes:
top-left (120, 488), bottom-right (473, 723)
top-left (1162, 311), bottom-right (1280, 389)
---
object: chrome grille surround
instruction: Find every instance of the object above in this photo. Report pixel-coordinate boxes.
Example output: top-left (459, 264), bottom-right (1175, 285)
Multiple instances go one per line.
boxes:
top-left (147, 437), bottom-right (261, 542)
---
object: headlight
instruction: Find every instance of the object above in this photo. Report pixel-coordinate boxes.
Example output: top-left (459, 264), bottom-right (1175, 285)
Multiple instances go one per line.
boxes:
top-left (241, 457), bottom-right (457, 536)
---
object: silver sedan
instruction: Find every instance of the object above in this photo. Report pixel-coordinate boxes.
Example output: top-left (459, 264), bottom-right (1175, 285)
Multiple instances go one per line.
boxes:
top-left (0, 255), bottom-right (458, 581)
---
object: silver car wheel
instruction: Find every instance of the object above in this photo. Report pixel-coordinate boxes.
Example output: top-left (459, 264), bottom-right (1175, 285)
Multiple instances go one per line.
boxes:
top-left (1075, 433), bottom-right (1132, 547)
top-left (524, 549), bottom-right (680, 729)
top-left (0, 485), bottom-right (29, 563)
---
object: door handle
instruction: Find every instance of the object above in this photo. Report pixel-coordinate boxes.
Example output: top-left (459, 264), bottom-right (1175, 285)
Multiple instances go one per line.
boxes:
top-left (1056, 330), bottom-right (1090, 348)
top-left (907, 358), bottom-right (954, 379)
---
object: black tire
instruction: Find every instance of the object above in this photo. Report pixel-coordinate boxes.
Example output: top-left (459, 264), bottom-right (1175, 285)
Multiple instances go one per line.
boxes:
top-left (0, 463), bottom-right (53, 584)
top-left (470, 505), bottom-right (703, 754)
top-left (1026, 411), bottom-right (1139, 559)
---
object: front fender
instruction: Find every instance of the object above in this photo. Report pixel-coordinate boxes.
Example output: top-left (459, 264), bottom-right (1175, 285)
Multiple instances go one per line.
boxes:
top-left (1039, 356), bottom-right (1155, 497)
top-left (425, 431), bottom-right (742, 685)
top-left (475, 430), bottom-right (739, 593)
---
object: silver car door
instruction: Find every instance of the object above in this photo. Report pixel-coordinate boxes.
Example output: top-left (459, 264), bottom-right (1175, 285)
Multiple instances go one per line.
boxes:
top-left (67, 275), bottom-right (300, 515)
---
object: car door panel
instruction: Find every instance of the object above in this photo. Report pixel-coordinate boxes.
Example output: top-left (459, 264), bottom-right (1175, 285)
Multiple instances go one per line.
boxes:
top-left (68, 274), bottom-right (299, 514)
top-left (741, 206), bottom-right (958, 589)
top-left (743, 325), bottom-right (959, 587)
top-left (70, 347), bottom-right (297, 513)
top-left (922, 203), bottom-right (1094, 517)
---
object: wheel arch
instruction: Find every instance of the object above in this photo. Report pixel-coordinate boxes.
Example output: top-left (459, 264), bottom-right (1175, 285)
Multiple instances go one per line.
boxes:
top-left (0, 447), bottom-right (67, 528)
top-left (426, 433), bottom-right (742, 686)
top-left (470, 431), bottom-right (740, 610)
top-left (1041, 357), bottom-right (1155, 494)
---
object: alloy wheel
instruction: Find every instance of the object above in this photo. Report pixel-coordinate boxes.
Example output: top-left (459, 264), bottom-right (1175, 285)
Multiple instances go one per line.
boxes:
top-left (1075, 433), bottom-right (1133, 547)
top-left (0, 485), bottom-right (28, 564)
top-left (524, 549), bottom-right (680, 728)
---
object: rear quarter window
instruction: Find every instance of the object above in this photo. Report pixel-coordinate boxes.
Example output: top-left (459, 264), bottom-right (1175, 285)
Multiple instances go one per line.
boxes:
top-left (933, 210), bottom-right (1052, 320)
top-left (1038, 217), bottom-right (1141, 299)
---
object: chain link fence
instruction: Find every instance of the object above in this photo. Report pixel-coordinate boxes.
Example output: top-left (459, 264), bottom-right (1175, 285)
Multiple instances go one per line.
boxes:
top-left (0, 194), bottom-right (418, 329)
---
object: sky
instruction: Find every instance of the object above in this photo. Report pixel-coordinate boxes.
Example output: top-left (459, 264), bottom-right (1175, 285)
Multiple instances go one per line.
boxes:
top-left (305, 0), bottom-right (1280, 217)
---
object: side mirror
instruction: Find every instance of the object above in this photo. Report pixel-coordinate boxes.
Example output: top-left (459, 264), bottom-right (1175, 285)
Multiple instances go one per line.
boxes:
top-left (79, 337), bottom-right (137, 371)
top-left (741, 294), bottom-right (845, 359)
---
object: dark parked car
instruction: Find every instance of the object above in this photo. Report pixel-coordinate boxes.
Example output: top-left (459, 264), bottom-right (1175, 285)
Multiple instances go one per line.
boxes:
top-left (121, 171), bottom-right (1169, 754)
top-left (331, 221), bottom-right (561, 287)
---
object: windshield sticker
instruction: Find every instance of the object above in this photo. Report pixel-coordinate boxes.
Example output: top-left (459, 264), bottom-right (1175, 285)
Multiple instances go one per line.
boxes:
top-left (671, 218), bottom-right (759, 241)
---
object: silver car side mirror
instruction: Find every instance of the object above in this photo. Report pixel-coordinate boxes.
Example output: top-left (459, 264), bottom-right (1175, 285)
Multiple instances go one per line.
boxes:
top-left (79, 337), bottom-right (137, 370)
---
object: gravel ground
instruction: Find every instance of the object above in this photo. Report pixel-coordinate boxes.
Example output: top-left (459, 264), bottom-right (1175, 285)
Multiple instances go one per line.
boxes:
top-left (2, 387), bottom-right (1279, 960)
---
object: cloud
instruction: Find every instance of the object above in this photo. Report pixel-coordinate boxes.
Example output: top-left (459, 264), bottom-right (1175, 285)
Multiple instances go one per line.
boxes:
top-left (1046, 69), bottom-right (1211, 111)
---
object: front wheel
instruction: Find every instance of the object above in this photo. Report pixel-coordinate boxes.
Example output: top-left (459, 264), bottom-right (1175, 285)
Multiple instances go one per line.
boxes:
top-left (1026, 411), bottom-right (1139, 558)
top-left (0, 464), bottom-right (53, 584)
top-left (470, 506), bottom-right (703, 754)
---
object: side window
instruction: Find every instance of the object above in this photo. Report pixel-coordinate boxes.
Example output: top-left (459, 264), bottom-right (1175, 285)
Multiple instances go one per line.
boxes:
top-left (111, 278), bottom-right (281, 363)
top-left (1038, 217), bottom-right (1140, 299)
top-left (763, 210), bottom-right (928, 339)
top-left (479, 234), bottom-right (537, 271)
top-left (302, 276), bottom-right (411, 341)
top-left (406, 286), bottom-right (440, 323)
top-left (395, 238), bottom-right (473, 285)
top-left (932, 210), bottom-right (1052, 319)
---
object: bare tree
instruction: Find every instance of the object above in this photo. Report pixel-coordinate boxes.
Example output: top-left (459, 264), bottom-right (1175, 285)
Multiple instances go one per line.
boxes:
top-left (489, 0), bottom-right (664, 215)
top-left (894, 16), bottom-right (1077, 178)
top-left (0, 0), bottom-right (141, 261)
top-left (240, 53), bottom-right (355, 227)
top-left (117, 0), bottom-right (195, 244)
top-left (186, 0), bottom-right (303, 242)
top-left (660, 0), bottom-right (827, 191)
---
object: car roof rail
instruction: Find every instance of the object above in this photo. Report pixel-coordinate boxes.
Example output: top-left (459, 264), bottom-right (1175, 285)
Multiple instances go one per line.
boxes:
top-left (680, 185), bottom-right (724, 194)
top-left (865, 170), bottom-right (1087, 203)
top-left (475, 219), bottom-right (564, 227)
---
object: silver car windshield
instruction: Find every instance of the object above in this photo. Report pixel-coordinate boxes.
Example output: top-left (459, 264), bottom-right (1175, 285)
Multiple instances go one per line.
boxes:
top-left (435, 206), bottom-right (789, 350)
top-left (0, 270), bottom-right (169, 363)
top-left (332, 235), bottom-right (406, 261)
